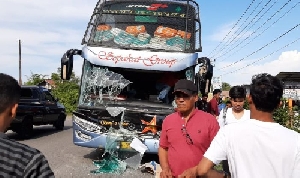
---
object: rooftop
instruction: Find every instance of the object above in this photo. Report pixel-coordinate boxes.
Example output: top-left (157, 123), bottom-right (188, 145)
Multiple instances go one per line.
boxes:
top-left (276, 72), bottom-right (300, 83)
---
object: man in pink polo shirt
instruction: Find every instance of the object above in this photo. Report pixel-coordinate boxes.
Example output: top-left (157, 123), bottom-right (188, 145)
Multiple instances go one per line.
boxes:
top-left (159, 79), bottom-right (220, 177)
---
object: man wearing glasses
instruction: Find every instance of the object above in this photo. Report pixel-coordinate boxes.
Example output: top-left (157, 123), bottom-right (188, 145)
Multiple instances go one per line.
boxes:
top-left (159, 79), bottom-right (220, 178)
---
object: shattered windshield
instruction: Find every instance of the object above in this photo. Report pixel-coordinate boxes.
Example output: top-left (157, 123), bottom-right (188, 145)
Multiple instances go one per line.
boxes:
top-left (78, 60), bottom-right (194, 107)
top-left (79, 61), bottom-right (131, 107)
top-left (87, 1), bottom-right (196, 52)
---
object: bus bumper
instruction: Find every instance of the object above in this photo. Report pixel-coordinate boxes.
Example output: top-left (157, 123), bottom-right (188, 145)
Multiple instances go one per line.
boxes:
top-left (72, 115), bottom-right (160, 153)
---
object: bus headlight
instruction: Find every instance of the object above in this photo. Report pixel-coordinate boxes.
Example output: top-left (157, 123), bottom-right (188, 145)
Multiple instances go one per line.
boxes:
top-left (73, 115), bottom-right (103, 134)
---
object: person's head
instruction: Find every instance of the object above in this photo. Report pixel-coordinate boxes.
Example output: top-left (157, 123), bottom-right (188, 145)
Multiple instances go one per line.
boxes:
top-left (173, 79), bottom-right (198, 114)
top-left (202, 93), bottom-right (208, 102)
top-left (229, 86), bottom-right (246, 112)
top-left (248, 73), bottom-right (283, 113)
top-left (0, 73), bottom-right (21, 131)
top-left (213, 89), bottom-right (221, 99)
top-left (226, 100), bottom-right (232, 108)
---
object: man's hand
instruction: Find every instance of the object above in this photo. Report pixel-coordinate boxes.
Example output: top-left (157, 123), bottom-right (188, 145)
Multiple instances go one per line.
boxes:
top-left (160, 167), bottom-right (173, 178)
top-left (178, 167), bottom-right (197, 178)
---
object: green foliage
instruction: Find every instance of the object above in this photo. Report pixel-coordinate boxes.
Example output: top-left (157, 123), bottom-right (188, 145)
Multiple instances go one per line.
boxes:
top-left (25, 72), bottom-right (48, 85)
top-left (273, 105), bottom-right (290, 126)
top-left (51, 81), bottom-right (79, 114)
top-left (213, 164), bottom-right (223, 171)
top-left (243, 99), bottom-right (249, 110)
top-left (223, 97), bottom-right (230, 103)
top-left (273, 99), bottom-right (300, 133)
top-left (222, 82), bottom-right (231, 91)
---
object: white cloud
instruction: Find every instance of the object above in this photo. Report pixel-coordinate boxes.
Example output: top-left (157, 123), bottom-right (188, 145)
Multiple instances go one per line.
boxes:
top-left (215, 50), bottom-right (300, 85)
top-left (210, 22), bottom-right (253, 43)
top-left (0, 0), bottom-right (97, 82)
top-left (0, 0), bottom-right (95, 23)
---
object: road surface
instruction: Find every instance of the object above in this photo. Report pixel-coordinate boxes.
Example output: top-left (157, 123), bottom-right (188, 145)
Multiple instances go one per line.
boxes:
top-left (6, 117), bottom-right (158, 178)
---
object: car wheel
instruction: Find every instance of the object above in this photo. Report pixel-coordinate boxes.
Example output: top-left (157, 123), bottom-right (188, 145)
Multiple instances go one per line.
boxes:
top-left (54, 114), bottom-right (65, 130)
top-left (17, 117), bottom-right (33, 139)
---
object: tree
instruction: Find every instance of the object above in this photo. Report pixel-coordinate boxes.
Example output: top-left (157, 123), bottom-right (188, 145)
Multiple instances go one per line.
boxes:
top-left (51, 81), bottom-right (79, 113)
top-left (222, 82), bottom-right (231, 91)
top-left (25, 72), bottom-right (48, 85)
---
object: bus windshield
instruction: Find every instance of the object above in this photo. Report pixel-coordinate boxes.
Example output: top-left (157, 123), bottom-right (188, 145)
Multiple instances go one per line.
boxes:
top-left (78, 60), bottom-right (195, 107)
top-left (84, 1), bottom-right (198, 52)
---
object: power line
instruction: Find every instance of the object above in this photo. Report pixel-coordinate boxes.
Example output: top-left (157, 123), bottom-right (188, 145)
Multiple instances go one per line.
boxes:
top-left (209, 0), bottom-right (266, 58)
top-left (215, 0), bottom-right (280, 61)
top-left (217, 23), bottom-right (300, 70)
top-left (211, 0), bottom-right (274, 59)
top-left (209, 0), bottom-right (263, 58)
top-left (220, 37), bottom-right (300, 76)
top-left (217, 0), bottom-right (296, 62)
top-left (207, 0), bottom-right (257, 57)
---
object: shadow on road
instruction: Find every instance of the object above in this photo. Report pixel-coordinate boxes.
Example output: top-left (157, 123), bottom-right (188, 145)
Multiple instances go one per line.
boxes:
top-left (84, 148), bottom-right (104, 160)
top-left (84, 148), bottom-right (159, 164)
top-left (6, 125), bottom-right (72, 141)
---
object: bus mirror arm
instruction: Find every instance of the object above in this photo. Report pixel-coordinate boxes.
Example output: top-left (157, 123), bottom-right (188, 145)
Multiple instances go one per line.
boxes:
top-left (61, 49), bottom-right (82, 80)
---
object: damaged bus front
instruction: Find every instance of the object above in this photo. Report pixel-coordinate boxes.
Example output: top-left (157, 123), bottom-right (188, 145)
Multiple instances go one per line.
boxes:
top-left (60, 0), bottom-right (203, 153)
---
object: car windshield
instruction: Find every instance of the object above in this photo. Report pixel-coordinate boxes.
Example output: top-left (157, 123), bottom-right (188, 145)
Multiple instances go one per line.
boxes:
top-left (85, 1), bottom-right (197, 52)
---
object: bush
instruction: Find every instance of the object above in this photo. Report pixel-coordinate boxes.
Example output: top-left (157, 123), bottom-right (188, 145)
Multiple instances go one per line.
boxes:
top-left (273, 99), bottom-right (300, 133)
top-left (51, 81), bottom-right (79, 114)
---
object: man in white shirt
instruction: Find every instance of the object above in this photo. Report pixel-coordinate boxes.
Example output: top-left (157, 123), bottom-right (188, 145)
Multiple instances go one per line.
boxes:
top-left (218, 86), bottom-right (250, 176)
top-left (179, 73), bottom-right (300, 178)
top-left (218, 86), bottom-right (250, 128)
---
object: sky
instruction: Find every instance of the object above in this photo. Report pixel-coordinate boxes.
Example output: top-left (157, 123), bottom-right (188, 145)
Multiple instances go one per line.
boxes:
top-left (0, 0), bottom-right (299, 85)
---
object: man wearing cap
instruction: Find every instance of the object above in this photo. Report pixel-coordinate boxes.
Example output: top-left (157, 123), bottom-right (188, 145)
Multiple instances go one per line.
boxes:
top-left (159, 79), bottom-right (220, 178)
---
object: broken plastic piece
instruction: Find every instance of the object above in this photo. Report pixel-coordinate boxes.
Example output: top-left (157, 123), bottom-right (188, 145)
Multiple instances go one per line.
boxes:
top-left (130, 137), bottom-right (148, 155)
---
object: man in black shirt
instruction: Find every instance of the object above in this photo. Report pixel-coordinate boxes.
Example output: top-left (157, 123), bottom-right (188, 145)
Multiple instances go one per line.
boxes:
top-left (196, 93), bottom-right (208, 112)
top-left (0, 73), bottom-right (55, 177)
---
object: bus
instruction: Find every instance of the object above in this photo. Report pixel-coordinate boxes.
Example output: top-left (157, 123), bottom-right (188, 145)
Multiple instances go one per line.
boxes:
top-left (60, 0), bottom-right (212, 153)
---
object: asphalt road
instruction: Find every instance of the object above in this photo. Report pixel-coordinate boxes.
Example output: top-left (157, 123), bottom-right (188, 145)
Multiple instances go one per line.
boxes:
top-left (6, 117), bottom-right (158, 178)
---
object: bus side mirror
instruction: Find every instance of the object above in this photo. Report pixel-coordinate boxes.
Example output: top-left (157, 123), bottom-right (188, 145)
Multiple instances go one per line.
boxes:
top-left (61, 49), bottom-right (81, 80)
top-left (61, 52), bottom-right (73, 80)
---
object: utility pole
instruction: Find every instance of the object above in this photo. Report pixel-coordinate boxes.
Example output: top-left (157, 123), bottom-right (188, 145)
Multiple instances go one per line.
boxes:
top-left (18, 39), bottom-right (22, 85)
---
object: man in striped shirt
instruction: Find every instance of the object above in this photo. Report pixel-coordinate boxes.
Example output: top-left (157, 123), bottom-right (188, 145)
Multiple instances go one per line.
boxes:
top-left (0, 73), bottom-right (55, 177)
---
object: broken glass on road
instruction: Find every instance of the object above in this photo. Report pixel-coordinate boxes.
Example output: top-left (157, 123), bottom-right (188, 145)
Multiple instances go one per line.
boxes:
top-left (82, 65), bottom-right (148, 174)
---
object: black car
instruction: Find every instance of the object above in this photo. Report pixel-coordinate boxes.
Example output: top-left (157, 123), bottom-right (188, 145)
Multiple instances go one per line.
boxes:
top-left (8, 86), bottom-right (67, 138)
